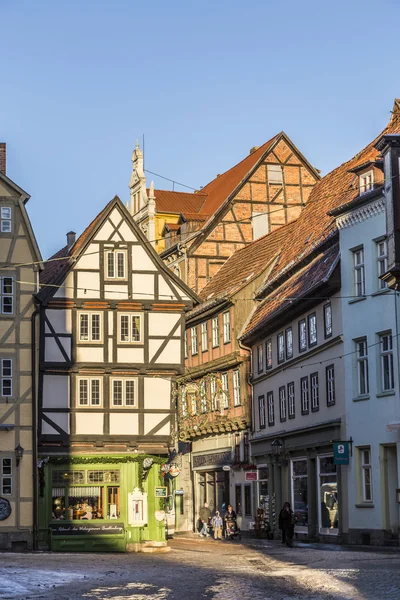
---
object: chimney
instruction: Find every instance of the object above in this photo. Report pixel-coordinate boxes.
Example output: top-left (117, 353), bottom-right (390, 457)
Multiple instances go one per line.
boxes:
top-left (0, 143), bottom-right (6, 174)
top-left (67, 231), bottom-right (76, 250)
top-left (249, 146), bottom-right (259, 155)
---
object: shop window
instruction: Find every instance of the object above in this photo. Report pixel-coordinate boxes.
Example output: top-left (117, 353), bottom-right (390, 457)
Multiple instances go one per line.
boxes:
top-left (257, 468), bottom-right (269, 514)
top-left (88, 470), bottom-right (120, 484)
top-left (198, 471), bottom-right (229, 515)
top-left (108, 487), bottom-right (121, 519)
top-left (235, 485), bottom-right (242, 515)
top-left (52, 488), bottom-right (66, 519)
top-left (52, 470), bottom-right (85, 485)
top-left (61, 486), bottom-right (105, 520)
top-left (244, 485), bottom-right (252, 516)
top-left (319, 456), bottom-right (338, 533)
top-left (291, 459), bottom-right (308, 527)
top-left (1, 457), bottom-right (12, 495)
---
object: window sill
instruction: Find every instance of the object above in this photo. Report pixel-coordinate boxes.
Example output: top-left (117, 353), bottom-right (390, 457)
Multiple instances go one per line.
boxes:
top-left (355, 503), bottom-right (374, 509)
top-left (371, 288), bottom-right (391, 297)
top-left (376, 390), bottom-right (396, 398)
top-left (348, 296), bottom-right (367, 305)
top-left (352, 394), bottom-right (370, 402)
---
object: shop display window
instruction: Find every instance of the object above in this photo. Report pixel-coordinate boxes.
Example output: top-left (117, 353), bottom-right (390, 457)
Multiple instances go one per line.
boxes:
top-left (318, 456), bottom-right (338, 534)
top-left (52, 470), bottom-right (85, 485)
top-left (292, 459), bottom-right (308, 527)
top-left (198, 470), bottom-right (229, 515)
top-left (67, 487), bottom-right (104, 520)
top-left (107, 487), bottom-right (120, 519)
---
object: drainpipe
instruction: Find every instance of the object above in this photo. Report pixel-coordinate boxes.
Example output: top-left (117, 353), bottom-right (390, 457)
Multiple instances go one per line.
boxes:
top-left (31, 303), bottom-right (40, 551)
top-left (238, 338), bottom-right (254, 434)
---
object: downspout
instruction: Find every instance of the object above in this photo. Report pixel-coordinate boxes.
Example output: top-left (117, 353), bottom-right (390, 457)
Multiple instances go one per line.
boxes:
top-left (31, 302), bottom-right (40, 551)
top-left (238, 338), bottom-right (254, 434)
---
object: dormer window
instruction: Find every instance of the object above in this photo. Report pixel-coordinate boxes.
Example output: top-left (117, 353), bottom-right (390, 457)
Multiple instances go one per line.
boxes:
top-left (359, 171), bottom-right (374, 195)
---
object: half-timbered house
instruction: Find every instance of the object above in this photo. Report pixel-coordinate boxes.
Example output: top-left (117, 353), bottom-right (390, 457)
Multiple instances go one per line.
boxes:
top-left (0, 144), bottom-right (43, 550)
top-left (37, 196), bottom-right (198, 552)
top-left (128, 133), bottom-right (320, 293)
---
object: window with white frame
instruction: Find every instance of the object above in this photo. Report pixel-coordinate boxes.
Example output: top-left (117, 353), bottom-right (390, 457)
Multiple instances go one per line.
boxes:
top-left (266, 339), bottom-right (272, 370)
top-left (78, 377), bottom-right (101, 406)
top-left (376, 239), bottom-right (388, 290)
top-left (301, 376), bottom-right (309, 414)
top-left (299, 319), bottom-right (307, 352)
top-left (279, 386), bottom-right (286, 422)
top-left (221, 372), bottom-right (229, 409)
top-left (288, 382), bottom-right (295, 418)
top-left (184, 331), bottom-right (188, 358)
top-left (105, 250), bottom-right (126, 279)
top-left (353, 248), bottom-right (365, 297)
top-left (380, 333), bottom-right (394, 392)
top-left (210, 378), bottom-right (217, 410)
top-left (277, 332), bottom-right (285, 363)
top-left (191, 327), bottom-right (198, 355)
top-left (360, 447), bottom-right (373, 502)
top-left (359, 171), bottom-right (373, 194)
top-left (267, 391), bottom-right (274, 426)
top-left (310, 372), bottom-right (319, 411)
top-left (201, 322), bottom-right (208, 352)
top-left (1, 207), bottom-right (12, 233)
top-left (119, 313), bottom-right (141, 343)
top-left (267, 164), bottom-right (283, 184)
top-left (1, 457), bottom-right (12, 495)
top-left (308, 313), bottom-right (317, 347)
top-left (286, 327), bottom-right (293, 359)
top-left (212, 317), bottom-right (219, 347)
top-left (258, 395), bottom-right (266, 429)
top-left (257, 344), bottom-right (263, 373)
top-left (79, 312), bottom-right (102, 342)
top-left (356, 338), bottom-right (369, 396)
top-left (233, 370), bottom-right (241, 406)
top-left (326, 365), bottom-right (335, 406)
top-left (0, 276), bottom-right (13, 314)
top-left (324, 303), bottom-right (332, 338)
top-left (111, 378), bottom-right (136, 407)
top-left (1, 359), bottom-right (12, 397)
top-left (252, 212), bottom-right (269, 240)
top-left (223, 311), bottom-right (231, 343)
top-left (200, 380), bottom-right (207, 412)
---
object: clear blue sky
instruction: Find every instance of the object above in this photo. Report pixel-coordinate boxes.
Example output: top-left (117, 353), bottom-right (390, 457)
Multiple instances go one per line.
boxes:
top-left (1, 0), bottom-right (400, 258)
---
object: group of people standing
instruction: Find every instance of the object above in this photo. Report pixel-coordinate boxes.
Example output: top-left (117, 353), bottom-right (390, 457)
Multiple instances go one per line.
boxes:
top-left (198, 502), bottom-right (237, 540)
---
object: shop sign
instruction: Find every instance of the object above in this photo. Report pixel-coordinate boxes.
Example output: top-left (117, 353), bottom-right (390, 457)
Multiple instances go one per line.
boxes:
top-left (192, 451), bottom-right (232, 469)
top-left (0, 498), bottom-right (11, 521)
top-left (245, 471), bottom-right (258, 481)
top-left (333, 442), bottom-right (350, 465)
top-left (175, 489), bottom-right (184, 495)
top-left (50, 523), bottom-right (124, 536)
top-left (155, 486), bottom-right (168, 498)
top-left (222, 465), bottom-right (231, 471)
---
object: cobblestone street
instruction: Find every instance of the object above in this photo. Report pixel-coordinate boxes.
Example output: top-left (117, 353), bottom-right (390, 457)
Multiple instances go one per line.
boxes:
top-left (1, 537), bottom-right (400, 600)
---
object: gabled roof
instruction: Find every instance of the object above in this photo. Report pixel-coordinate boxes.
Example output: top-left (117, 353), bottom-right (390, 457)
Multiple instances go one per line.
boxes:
top-left (151, 189), bottom-right (207, 214)
top-left (242, 244), bottom-right (340, 341)
top-left (255, 99), bottom-right (400, 297)
top-left (39, 195), bottom-right (200, 303)
top-left (199, 220), bottom-right (297, 302)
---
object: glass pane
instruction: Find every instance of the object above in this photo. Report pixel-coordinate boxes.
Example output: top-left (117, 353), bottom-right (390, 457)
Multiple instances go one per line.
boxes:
top-left (125, 380), bottom-right (135, 406)
top-left (79, 380), bottom-right (88, 405)
top-left (319, 456), bottom-right (336, 474)
top-left (320, 475), bottom-right (338, 530)
top-left (2, 278), bottom-right (13, 294)
top-left (120, 316), bottom-right (129, 341)
top-left (68, 488), bottom-right (104, 520)
top-left (244, 485), bottom-right (251, 515)
top-left (80, 314), bottom-right (89, 340)
top-left (107, 253), bottom-right (114, 278)
top-left (235, 485), bottom-right (242, 515)
top-left (113, 380), bottom-right (123, 406)
top-left (91, 314), bottom-right (100, 341)
top-left (107, 487), bottom-right (120, 519)
top-left (293, 477), bottom-right (308, 526)
top-left (52, 494), bottom-right (65, 519)
top-left (132, 316), bottom-right (140, 342)
top-left (91, 380), bottom-right (100, 405)
top-left (117, 253), bottom-right (125, 278)
top-left (198, 472), bottom-right (206, 507)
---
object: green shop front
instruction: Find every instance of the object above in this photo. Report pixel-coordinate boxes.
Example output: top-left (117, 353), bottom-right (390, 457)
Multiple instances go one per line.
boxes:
top-left (38, 455), bottom-right (171, 552)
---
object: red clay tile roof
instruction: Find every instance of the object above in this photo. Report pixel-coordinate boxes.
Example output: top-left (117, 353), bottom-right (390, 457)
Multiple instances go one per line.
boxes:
top-left (196, 135), bottom-right (279, 216)
top-left (198, 220), bottom-right (298, 303)
top-left (39, 245), bottom-right (69, 285)
top-left (256, 101), bottom-right (400, 296)
top-left (151, 189), bottom-right (207, 214)
top-left (242, 244), bottom-right (339, 340)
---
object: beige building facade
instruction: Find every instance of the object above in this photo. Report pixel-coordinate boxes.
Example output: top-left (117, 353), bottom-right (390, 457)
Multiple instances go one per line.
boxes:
top-left (0, 144), bottom-right (43, 550)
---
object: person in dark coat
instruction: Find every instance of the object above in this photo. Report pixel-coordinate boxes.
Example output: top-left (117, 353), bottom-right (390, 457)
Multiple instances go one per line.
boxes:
top-left (278, 502), bottom-right (295, 547)
top-left (199, 502), bottom-right (211, 537)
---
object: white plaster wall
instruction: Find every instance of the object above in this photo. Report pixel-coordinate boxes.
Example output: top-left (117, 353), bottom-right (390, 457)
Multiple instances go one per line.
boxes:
top-left (118, 220), bottom-right (137, 242)
top-left (76, 271), bottom-right (100, 298)
top-left (109, 413), bottom-right (138, 435)
top-left (148, 339), bottom-right (180, 364)
top-left (75, 413), bottom-right (104, 435)
top-left (42, 412), bottom-right (69, 434)
top-left (44, 337), bottom-right (71, 362)
top-left (117, 347), bottom-right (144, 363)
top-left (158, 275), bottom-right (177, 301)
top-left (339, 206), bottom-right (400, 531)
top-left (104, 283), bottom-right (129, 300)
top-left (76, 243), bottom-right (100, 269)
top-left (76, 346), bottom-right (104, 362)
top-left (148, 313), bottom-right (180, 336)
top-left (45, 309), bottom-right (72, 334)
top-left (94, 220), bottom-right (114, 240)
top-left (132, 245), bottom-right (156, 271)
top-left (144, 377), bottom-right (171, 409)
top-left (132, 273), bottom-right (154, 299)
top-left (43, 375), bottom-right (69, 408)
top-left (54, 272), bottom-right (74, 299)
top-left (144, 413), bottom-right (170, 435)
top-left (108, 311), bottom-right (113, 335)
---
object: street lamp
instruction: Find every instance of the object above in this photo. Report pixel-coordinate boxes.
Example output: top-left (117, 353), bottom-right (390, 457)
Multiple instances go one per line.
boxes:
top-left (271, 438), bottom-right (287, 466)
top-left (15, 443), bottom-right (24, 467)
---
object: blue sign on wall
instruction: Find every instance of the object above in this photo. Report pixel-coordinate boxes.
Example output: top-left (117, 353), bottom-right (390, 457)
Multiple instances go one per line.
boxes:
top-left (333, 442), bottom-right (350, 465)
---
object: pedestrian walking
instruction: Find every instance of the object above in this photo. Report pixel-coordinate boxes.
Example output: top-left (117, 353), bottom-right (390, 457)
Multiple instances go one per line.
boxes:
top-left (199, 502), bottom-right (211, 537)
top-left (278, 502), bottom-right (296, 547)
top-left (211, 511), bottom-right (223, 540)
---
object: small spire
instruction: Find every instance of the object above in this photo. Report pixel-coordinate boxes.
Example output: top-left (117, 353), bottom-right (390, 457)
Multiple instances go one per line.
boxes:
top-left (149, 180), bottom-right (155, 199)
top-left (135, 139), bottom-right (140, 150)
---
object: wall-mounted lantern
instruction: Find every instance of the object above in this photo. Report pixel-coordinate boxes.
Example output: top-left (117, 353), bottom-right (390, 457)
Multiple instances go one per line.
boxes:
top-left (15, 444), bottom-right (24, 467)
top-left (271, 438), bottom-right (288, 466)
